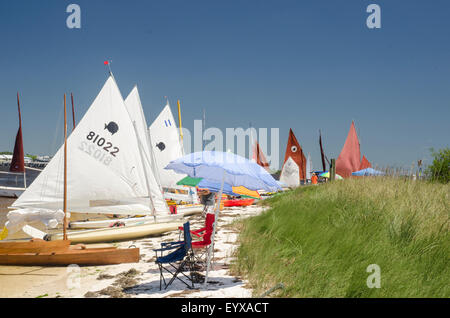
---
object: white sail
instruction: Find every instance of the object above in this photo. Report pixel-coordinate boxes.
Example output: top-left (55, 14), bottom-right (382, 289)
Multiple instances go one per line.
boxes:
top-left (280, 156), bottom-right (300, 187)
top-left (306, 153), bottom-right (312, 180)
top-left (149, 102), bottom-right (186, 188)
top-left (12, 76), bottom-right (158, 215)
top-left (124, 86), bottom-right (168, 213)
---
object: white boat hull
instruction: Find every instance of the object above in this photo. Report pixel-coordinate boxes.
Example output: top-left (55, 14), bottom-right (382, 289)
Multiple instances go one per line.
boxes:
top-left (68, 206), bottom-right (203, 229)
top-left (0, 186), bottom-right (25, 198)
top-left (50, 221), bottom-right (183, 244)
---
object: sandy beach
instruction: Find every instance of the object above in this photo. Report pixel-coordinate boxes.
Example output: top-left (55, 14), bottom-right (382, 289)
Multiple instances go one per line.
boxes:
top-left (0, 204), bottom-right (267, 298)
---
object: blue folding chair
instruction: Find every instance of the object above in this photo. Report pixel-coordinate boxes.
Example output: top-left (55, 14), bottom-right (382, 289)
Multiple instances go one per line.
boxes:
top-left (154, 221), bottom-right (195, 290)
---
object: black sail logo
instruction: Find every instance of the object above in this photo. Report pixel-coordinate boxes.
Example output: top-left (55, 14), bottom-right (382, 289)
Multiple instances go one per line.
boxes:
top-left (104, 121), bottom-right (119, 135)
top-left (156, 142), bottom-right (166, 151)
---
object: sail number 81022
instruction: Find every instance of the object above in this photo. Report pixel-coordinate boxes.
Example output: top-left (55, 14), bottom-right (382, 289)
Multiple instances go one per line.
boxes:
top-left (78, 131), bottom-right (120, 166)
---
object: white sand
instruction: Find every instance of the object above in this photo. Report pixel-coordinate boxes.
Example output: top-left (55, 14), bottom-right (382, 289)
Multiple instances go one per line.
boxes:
top-left (0, 205), bottom-right (267, 298)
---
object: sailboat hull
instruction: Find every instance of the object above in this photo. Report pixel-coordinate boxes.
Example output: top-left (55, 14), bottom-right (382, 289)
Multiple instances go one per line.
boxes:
top-left (0, 247), bottom-right (139, 266)
top-left (0, 239), bottom-right (139, 266)
top-left (0, 239), bottom-right (70, 254)
top-left (50, 221), bottom-right (183, 244)
top-left (68, 206), bottom-right (202, 229)
top-left (0, 186), bottom-right (24, 198)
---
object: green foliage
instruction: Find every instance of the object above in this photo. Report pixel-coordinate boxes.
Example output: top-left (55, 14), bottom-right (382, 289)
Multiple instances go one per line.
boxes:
top-left (426, 147), bottom-right (450, 183)
top-left (232, 178), bottom-right (450, 298)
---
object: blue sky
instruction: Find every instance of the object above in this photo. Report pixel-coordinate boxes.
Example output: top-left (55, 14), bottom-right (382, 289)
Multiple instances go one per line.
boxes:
top-left (0, 0), bottom-right (449, 170)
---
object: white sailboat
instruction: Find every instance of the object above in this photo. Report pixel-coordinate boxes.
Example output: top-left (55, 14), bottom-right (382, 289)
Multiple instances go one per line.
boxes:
top-left (149, 101), bottom-right (186, 188)
top-left (68, 88), bottom-right (201, 230)
top-left (6, 76), bottom-right (182, 242)
top-left (306, 153), bottom-right (313, 181)
top-left (280, 156), bottom-right (300, 188)
top-left (149, 101), bottom-right (199, 204)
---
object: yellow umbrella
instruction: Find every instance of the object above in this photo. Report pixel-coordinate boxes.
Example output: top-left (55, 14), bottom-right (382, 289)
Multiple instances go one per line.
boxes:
top-left (232, 186), bottom-right (261, 199)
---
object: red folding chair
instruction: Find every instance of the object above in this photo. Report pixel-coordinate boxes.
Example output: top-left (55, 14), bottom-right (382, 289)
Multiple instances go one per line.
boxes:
top-left (179, 213), bottom-right (215, 267)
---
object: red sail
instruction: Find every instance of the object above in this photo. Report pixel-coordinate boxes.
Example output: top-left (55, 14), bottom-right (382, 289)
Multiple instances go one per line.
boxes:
top-left (336, 121), bottom-right (361, 178)
top-left (358, 155), bottom-right (372, 170)
top-left (283, 129), bottom-right (306, 180)
top-left (252, 141), bottom-right (270, 172)
top-left (10, 93), bottom-right (25, 173)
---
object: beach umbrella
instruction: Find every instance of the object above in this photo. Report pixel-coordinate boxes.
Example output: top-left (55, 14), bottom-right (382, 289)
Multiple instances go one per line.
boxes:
top-left (176, 176), bottom-right (261, 199)
top-left (166, 151), bottom-right (281, 285)
top-left (167, 151), bottom-right (280, 192)
top-left (352, 168), bottom-right (385, 176)
top-left (319, 171), bottom-right (343, 179)
top-left (176, 176), bottom-right (238, 196)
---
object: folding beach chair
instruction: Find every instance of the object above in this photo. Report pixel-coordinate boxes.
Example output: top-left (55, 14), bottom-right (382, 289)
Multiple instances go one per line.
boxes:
top-left (179, 213), bottom-right (215, 267)
top-left (154, 222), bottom-right (195, 290)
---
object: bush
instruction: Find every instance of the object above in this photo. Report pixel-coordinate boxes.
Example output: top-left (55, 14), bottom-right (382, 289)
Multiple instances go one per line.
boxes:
top-left (426, 148), bottom-right (450, 183)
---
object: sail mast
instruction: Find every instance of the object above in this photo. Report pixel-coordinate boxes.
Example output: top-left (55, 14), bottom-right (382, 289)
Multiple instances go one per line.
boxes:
top-left (71, 93), bottom-right (76, 131)
top-left (319, 129), bottom-right (326, 171)
top-left (63, 94), bottom-right (68, 241)
top-left (177, 100), bottom-right (184, 155)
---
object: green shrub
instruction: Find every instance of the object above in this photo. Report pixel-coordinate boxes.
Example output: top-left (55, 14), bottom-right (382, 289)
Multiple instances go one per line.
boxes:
top-left (426, 147), bottom-right (450, 183)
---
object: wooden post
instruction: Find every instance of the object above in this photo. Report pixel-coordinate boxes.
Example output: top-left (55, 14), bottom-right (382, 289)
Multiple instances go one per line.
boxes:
top-left (330, 158), bottom-right (336, 181)
top-left (63, 94), bottom-right (68, 241)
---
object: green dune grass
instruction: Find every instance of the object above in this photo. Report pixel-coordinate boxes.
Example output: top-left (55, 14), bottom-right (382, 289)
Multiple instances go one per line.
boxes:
top-left (232, 178), bottom-right (449, 297)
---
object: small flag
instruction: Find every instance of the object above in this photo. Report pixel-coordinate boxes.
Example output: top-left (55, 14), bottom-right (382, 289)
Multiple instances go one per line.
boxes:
top-left (104, 60), bottom-right (109, 65)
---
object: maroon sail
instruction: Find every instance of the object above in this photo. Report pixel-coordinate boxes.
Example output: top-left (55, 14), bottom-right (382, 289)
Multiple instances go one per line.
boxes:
top-left (10, 93), bottom-right (25, 173)
top-left (283, 129), bottom-right (307, 181)
top-left (336, 121), bottom-right (361, 178)
top-left (252, 141), bottom-right (270, 172)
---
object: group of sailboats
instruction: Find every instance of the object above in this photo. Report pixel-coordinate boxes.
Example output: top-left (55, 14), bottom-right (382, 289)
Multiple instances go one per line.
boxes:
top-left (0, 74), bottom-right (204, 264)
top-left (276, 121), bottom-right (372, 187)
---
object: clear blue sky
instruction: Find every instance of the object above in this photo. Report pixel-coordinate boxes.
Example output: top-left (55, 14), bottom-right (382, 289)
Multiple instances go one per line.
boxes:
top-left (0, 0), bottom-right (449, 170)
